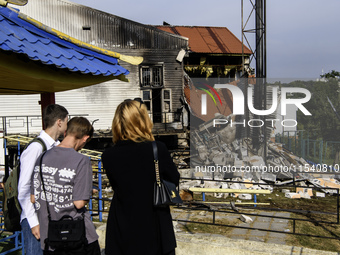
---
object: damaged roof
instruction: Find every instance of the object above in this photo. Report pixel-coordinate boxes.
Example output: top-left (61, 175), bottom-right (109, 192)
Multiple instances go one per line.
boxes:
top-left (156, 26), bottom-right (252, 55)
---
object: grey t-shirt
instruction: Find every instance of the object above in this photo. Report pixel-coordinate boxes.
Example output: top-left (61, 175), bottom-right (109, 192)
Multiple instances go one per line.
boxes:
top-left (31, 146), bottom-right (98, 250)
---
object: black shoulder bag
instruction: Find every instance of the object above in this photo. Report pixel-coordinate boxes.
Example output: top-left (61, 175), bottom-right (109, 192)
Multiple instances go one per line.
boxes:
top-left (152, 141), bottom-right (182, 206)
top-left (39, 152), bottom-right (88, 251)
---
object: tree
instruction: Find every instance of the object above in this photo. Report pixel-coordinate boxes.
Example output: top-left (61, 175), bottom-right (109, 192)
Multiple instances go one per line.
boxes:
top-left (283, 76), bottom-right (340, 141)
top-left (320, 70), bottom-right (340, 79)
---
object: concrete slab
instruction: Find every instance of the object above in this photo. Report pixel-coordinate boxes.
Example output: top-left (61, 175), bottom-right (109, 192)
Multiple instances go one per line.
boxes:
top-left (248, 236), bottom-right (266, 242)
top-left (270, 223), bottom-right (289, 232)
top-left (272, 218), bottom-right (289, 224)
top-left (175, 233), bottom-right (337, 255)
top-left (230, 228), bottom-right (249, 236)
top-left (249, 230), bottom-right (267, 237)
top-left (257, 216), bottom-right (272, 222)
top-left (266, 238), bottom-right (287, 245)
top-left (259, 211), bottom-right (275, 217)
top-left (252, 221), bottom-right (271, 229)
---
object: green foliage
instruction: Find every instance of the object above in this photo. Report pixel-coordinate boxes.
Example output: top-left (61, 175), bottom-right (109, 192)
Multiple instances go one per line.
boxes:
top-left (320, 70), bottom-right (340, 79)
top-left (282, 76), bottom-right (340, 141)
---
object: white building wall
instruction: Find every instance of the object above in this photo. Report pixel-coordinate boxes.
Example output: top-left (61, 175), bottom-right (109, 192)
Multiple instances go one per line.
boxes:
top-left (0, 79), bottom-right (140, 135)
top-left (55, 80), bottom-right (140, 131)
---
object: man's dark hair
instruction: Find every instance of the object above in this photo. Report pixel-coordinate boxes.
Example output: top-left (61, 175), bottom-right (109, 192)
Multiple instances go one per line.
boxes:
top-left (43, 104), bottom-right (69, 129)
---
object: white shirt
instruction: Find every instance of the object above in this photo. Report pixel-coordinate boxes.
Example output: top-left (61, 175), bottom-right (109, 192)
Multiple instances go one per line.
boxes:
top-left (18, 130), bottom-right (60, 228)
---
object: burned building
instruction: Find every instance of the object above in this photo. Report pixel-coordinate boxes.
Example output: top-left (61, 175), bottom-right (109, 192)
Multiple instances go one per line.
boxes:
top-left (155, 25), bottom-right (252, 80)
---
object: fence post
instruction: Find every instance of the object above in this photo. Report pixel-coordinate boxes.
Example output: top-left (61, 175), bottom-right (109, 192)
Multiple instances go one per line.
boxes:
top-left (301, 139), bottom-right (305, 159)
top-left (337, 189), bottom-right (339, 224)
top-left (319, 140), bottom-right (323, 164)
top-left (98, 160), bottom-right (103, 222)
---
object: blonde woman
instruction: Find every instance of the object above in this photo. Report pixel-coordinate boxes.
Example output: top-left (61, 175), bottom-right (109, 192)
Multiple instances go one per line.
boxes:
top-left (102, 99), bottom-right (179, 255)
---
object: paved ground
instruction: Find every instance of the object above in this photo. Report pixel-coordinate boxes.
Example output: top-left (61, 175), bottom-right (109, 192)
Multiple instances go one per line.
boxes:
top-left (170, 208), bottom-right (339, 254)
top-left (175, 232), bottom-right (337, 255)
top-left (230, 211), bottom-right (290, 245)
top-left (171, 208), bottom-right (290, 245)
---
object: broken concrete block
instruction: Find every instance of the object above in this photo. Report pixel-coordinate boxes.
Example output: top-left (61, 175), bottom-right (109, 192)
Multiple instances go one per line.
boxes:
top-left (296, 187), bottom-right (313, 197)
top-left (199, 211), bottom-right (207, 216)
top-left (326, 179), bottom-right (340, 189)
top-left (234, 160), bottom-right (243, 168)
top-left (204, 181), bottom-right (221, 189)
top-left (232, 140), bottom-right (240, 150)
top-left (243, 179), bottom-right (253, 189)
top-left (324, 189), bottom-right (338, 194)
top-left (212, 153), bottom-right (228, 165)
top-left (230, 183), bottom-right (242, 190)
top-left (276, 180), bottom-right (295, 186)
top-left (221, 183), bottom-right (229, 198)
top-left (285, 192), bottom-right (301, 199)
top-left (194, 171), bottom-right (204, 178)
top-left (261, 173), bottom-right (276, 182)
top-left (249, 155), bottom-right (265, 167)
top-left (251, 185), bottom-right (261, 190)
top-left (282, 189), bottom-right (290, 194)
top-left (197, 145), bottom-right (209, 161)
top-left (258, 180), bottom-right (273, 191)
top-left (243, 172), bottom-right (253, 180)
top-left (180, 180), bottom-right (201, 190)
top-left (298, 191), bottom-right (311, 199)
top-left (240, 214), bottom-right (253, 223)
top-left (241, 148), bottom-right (248, 158)
top-left (316, 192), bottom-right (325, 197)
top-left (221, 183), bottom-right (228, 189)
top-left (239, 194), bottom-right (252, 200)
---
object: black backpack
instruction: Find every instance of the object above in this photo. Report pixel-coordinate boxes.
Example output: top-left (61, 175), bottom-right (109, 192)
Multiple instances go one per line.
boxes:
top-left (3, 137), bottom-right (47, 232)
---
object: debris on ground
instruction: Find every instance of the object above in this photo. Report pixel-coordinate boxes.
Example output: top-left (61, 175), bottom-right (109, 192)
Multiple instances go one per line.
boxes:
top-left (178, 113), bottom-right (340, 201)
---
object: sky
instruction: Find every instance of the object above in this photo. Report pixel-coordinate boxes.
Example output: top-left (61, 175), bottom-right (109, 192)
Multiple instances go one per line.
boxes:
top-left (70, 0), bottom-right (340, 80)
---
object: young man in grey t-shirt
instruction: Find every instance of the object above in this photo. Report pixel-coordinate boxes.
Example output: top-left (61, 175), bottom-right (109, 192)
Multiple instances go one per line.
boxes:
top-left (31, 117), bottom-right (100, 255)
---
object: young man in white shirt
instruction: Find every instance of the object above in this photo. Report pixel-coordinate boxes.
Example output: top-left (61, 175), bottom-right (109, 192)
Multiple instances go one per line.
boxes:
top-left (18, 104), bottom-right (68, 255)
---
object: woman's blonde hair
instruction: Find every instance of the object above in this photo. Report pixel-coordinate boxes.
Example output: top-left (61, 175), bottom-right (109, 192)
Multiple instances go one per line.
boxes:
top-left (112, 99), bottom-right (155, 143)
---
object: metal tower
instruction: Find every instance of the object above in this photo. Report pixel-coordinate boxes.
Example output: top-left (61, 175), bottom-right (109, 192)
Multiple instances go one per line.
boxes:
top-left (241, 0), bottom-right (267, 158)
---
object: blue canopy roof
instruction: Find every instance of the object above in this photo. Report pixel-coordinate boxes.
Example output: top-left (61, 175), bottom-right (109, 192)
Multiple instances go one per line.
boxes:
top-left (0, 5), bottom-right (129, 77)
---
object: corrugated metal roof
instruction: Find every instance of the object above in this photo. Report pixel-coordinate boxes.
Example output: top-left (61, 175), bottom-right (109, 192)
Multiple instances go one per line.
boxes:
top-left (156, 26), bottom-right (252, 55)
top-left (0, 5), bottom-right (129, 77)
top-left (16, 0), bottom-right (188, 50)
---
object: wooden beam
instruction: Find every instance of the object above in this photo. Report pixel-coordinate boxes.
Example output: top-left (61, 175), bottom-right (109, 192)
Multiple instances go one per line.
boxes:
top-left (189, 187), bottom-right (271, 194)
top-left (40, 92), bottom-right (55, 129)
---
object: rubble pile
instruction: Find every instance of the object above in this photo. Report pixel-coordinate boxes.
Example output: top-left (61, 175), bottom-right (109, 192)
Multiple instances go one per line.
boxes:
top-left (181, 113), bottom-right (340, 200)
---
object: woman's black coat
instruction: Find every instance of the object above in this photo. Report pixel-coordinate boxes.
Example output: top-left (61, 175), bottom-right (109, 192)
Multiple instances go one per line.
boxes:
top-left (102, 140), bottom-right (180, 255)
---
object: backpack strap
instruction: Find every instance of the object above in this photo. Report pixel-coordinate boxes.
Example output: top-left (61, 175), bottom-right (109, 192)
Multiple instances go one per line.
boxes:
top-left (24, 137), bottom-right (47, 153)
top-left (16, 137), bottom-right (47, 177)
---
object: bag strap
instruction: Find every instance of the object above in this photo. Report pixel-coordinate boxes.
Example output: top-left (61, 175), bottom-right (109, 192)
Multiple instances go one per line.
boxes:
top-left (38, 151), bottom-right (52, 221)
top-left (38, 151), bottom-right (85, 221)
top-left (152, 141), bottom-right (161, 187)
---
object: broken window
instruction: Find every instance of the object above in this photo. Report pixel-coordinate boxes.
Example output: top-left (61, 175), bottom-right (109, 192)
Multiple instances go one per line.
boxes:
top-left (140, 65), bottom-right (163, 88)
top-left (162, 89), bottom-right (173, 123)
top-left (163, 89), bottom-right (171, 112)
top-left (142, 90), bottom-right (152, 111)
